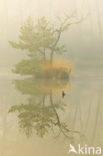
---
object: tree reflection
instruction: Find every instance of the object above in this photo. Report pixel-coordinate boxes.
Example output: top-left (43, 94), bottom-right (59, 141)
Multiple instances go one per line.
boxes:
top-left (9, 78), bottom-right (79, 138)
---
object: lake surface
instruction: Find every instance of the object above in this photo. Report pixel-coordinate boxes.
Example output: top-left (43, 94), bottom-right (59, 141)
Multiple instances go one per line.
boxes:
top-left (0, 70), bottom-right (103, 156)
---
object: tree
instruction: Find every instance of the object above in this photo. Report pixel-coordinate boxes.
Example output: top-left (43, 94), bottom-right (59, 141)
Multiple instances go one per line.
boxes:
top-left (9, 14), bottom-right (83, 65)
top-left (9, 78), bottom-right (79, 138)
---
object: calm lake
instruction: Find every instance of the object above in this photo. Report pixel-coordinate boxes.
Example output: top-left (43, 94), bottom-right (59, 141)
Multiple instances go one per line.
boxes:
top-left (0, 69), bottom-right (103, 156)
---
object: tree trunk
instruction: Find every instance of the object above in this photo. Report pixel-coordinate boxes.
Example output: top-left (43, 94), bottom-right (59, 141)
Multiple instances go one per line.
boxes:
top-left (50, 31), bottom-right (61, 65)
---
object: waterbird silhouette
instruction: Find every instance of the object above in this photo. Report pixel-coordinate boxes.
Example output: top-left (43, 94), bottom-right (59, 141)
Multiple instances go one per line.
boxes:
top-left (62, 91), bottom-right (66, 98)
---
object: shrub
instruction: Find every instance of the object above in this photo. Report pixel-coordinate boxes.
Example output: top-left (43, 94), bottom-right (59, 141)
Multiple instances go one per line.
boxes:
top-left (40, 59), bottom-right (73, 79)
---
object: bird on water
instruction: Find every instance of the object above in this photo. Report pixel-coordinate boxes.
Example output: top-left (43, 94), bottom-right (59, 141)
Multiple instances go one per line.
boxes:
top-left (62, 91), bottom-right (66, 98)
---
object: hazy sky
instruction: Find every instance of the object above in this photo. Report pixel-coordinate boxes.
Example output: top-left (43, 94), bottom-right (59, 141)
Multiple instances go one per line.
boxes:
top-left (0, 0), bottom-right (103, 69)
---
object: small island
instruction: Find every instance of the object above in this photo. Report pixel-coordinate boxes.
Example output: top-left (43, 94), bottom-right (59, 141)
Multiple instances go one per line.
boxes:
top-left (9, 15), bottom-right (82, 79)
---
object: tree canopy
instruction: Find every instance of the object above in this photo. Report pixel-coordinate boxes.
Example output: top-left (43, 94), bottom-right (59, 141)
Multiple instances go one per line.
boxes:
top-left (9, 14), bottom-right (83, 63)
top-left (9, 14), bottom-right (84, 77)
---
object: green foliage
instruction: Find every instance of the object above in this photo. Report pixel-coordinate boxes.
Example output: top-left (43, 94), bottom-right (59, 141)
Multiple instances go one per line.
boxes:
top-left (12, 58), bottom-right (42, 76)
top-left (9, 15), bottom-right (77, 76)
top-left (12, 57), bottom-right (70, 79)
top-left (9, 96), bottom-right (66, 138)
top-left (9, 16), bottom-right (58, 57)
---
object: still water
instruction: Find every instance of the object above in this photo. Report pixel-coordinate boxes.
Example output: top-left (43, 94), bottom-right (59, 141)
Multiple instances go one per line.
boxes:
top-left (0, 71), bottom-right (103, 156)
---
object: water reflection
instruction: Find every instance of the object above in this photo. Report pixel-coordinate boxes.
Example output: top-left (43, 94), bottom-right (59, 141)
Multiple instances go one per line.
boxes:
top-left (9, 78), bottom-right (80, 139)
top-left (0, 75), bottom-right (102, 156)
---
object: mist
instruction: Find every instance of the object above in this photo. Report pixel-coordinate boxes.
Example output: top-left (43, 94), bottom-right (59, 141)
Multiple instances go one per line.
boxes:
top-left (0, 0), bottom-right (103, 71)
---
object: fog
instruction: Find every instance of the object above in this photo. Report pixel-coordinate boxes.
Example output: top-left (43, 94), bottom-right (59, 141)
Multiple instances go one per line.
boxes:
top-left (0, 0), bottom-right (103, 71)
top-left (0, 1), bottom-right (103, 155)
